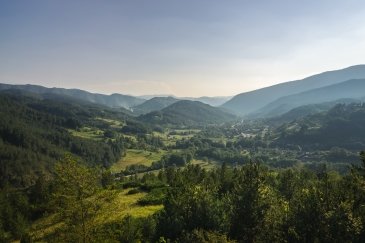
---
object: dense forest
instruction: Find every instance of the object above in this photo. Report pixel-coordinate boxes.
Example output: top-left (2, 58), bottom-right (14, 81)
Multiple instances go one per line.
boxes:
top-left (1, 90), bottom-right (365, 242)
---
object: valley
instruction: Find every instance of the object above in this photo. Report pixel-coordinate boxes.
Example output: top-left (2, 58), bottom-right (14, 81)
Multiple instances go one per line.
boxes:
top-left (1, 65), bottom-right (365, 242)
top-left (3, 0), bottom-right (365, 241)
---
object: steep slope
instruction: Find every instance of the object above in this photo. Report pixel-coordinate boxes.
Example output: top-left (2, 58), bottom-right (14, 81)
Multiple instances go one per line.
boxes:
top-left (0, 83), bottom-right (145, 108)
top-left (254, 79), bottom-right (365, 118)
top-left (139, 100), bottom-right (236, 126)
top-left (222, 65), bottom-right (365, 115)
top-left (132, 96), bottom-right (179, 115)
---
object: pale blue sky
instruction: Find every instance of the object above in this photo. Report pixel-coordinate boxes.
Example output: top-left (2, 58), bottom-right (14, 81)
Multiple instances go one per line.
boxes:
top-left (1, 0), bottom-right (365, 96)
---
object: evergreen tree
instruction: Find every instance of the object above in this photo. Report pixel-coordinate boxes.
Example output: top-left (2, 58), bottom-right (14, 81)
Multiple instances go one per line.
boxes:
top-left (52, 155), bottom-right (101, 242)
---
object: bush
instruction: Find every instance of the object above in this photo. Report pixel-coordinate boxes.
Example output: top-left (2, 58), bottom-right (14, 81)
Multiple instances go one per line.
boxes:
top-left (137, 188), bottom-right (166, 206)
top-left (178, 229), bottom-right (236, 243)
top-left (127, 188), bottom-right (141, 195)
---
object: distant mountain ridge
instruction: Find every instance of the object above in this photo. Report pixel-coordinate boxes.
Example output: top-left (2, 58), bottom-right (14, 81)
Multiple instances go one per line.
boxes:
top-left (222, 65), bottom-right (365, 115)
top-left (3, 64), bottom-right (365, 115)
top-left (254, 79), bottom-right (365, 118)
top-left (0, 83), bottom-right (145, 109)
top-left (0, 83), bottom-right (231, 109)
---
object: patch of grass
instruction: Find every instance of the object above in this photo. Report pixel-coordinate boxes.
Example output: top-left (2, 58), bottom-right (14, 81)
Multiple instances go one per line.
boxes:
top-left (121, 134), bottom-right (138, 142)
top-left (30, 189), bottom-right (163, 241)
top-left (29, 214), bottom-right (64, 242)
top-left (191, 159), bottom-right (218, 170)
top-left (110, 149), bottom-right (167, 173)
top-left (152, 129), bottom-right (199, 146)
top-left (95, 189), bottom-right (163, 224)
top-left (96, 117), bottom-right (124, 128)
top-left (137, 188), bottom-right (167, 206)
top-left (68, 126), bottom-right (104, 140)
top-left (171, 129), bottom-right (201, 134)
top-left (128, 169), bottom-right (162, 179)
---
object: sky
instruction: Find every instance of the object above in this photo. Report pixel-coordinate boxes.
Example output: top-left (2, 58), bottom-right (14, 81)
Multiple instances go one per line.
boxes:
top-left (1, 0), bottom-right (365, 97)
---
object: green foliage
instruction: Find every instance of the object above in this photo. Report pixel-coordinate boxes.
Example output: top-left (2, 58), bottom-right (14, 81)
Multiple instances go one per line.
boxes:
top-left (151, 157), bottom-right (365, 242)
top-left (178, 229), bottom-right (236, 243)
top-left (96, 215), bottom-right (156, 243)
top-left (229, 163), bottom-right (273, 242)
top-left (137, 188), bottom-right (167, 206)
top-left (0, 188), bottom-right (30, 241)
top-left (4, 153), bottom-right (365, 242)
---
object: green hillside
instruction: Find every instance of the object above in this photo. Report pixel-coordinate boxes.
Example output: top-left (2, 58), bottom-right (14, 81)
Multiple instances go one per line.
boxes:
top-left (139, 100), bottom-right (236, 126)
top-left (273, 103), bottom-right (365, 150)
top-left (0, 91), bottom-right (128, 187)
top-left (267, 98), bottom-right (363, 125)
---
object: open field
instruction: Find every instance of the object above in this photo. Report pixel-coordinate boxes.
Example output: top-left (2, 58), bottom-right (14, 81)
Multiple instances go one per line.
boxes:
top-left (68, 127), bottom-right (104, 140)
top-left (122, 159), bottom-right (219, 179)
top-left (95, 189), bottom-right (163, 224)
top-left (111, 149), bottom-right (167, 173)
top-left (191, 159), bottom-right (219, 170)
top-left (152, 129), bottom-right (200, 146)
top-left (96, 117), bottom-right (124, 128)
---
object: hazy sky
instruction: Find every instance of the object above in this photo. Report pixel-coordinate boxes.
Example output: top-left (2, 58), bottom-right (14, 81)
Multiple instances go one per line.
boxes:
top-left (1, 0), bottom-right (365, 97)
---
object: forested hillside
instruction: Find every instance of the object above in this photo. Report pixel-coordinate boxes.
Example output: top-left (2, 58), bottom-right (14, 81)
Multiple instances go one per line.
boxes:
top-left (0, 91), bottom-right (128, 187)
top-left (274, 103), bottom-right (365, 150)
top-left (266, 98), bottom-right (362, 125)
